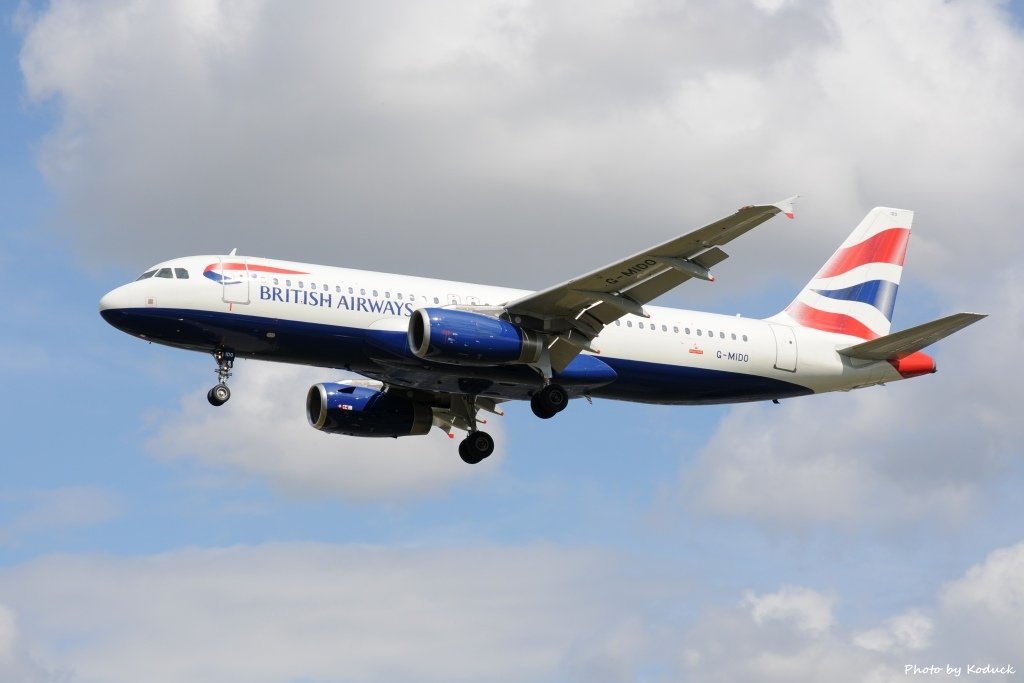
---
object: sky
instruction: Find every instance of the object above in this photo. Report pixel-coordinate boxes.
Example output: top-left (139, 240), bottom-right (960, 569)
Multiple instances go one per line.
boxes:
top-left (1, 0), bottom-right (1023, 681)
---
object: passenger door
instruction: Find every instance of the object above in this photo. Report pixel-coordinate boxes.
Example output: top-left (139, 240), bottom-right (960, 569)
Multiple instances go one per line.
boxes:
top-left (770, 324), bottom-right (797, 372)
top-left (219, 256), bottom-right (251, 305)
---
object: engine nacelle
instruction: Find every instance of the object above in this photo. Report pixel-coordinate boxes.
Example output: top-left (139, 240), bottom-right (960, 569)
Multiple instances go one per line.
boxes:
top-left (306, 383), bottom-right (432, 437)
top-left (408, 308), bottom-right (543, 365)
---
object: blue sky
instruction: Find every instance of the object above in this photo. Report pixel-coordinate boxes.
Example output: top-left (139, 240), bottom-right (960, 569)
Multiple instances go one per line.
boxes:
top-left (2, 1), bottom-right (1024, 681)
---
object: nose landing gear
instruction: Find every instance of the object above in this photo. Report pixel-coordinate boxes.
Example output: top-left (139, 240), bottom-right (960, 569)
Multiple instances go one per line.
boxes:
top-left (207, 349), bottom-right (235, 407)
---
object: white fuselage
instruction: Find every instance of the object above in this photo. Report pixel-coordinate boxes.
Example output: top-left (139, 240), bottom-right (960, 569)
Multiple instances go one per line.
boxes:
top-left (99, 254), bottom-right (906, 405)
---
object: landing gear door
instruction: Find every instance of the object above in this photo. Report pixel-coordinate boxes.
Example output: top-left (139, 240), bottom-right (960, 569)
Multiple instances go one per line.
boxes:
top-left (219, 256), bottom-right (251, 305)
top-left (770, 324), bottom-right (797, 372)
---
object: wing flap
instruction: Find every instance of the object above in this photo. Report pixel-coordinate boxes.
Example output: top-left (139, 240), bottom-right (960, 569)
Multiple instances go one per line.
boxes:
top-left (837, 312), bottom-right (987, 361)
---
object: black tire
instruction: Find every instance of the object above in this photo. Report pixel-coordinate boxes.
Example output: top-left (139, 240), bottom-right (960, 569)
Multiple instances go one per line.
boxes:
top-left (531, 384), bottom-right (568, 419)
top-left (207, 383), bottom-right (230, 406)
top-left (530, 395), bottom-right (557, 419)
top-left (460, 431), bottom-right (494, 464)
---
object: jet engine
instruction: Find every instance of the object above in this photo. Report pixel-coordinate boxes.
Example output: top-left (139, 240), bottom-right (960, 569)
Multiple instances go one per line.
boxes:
top-left (306, 383), bottom-right (433, 437)
top-left (408, 308), bottom-right (543, 365)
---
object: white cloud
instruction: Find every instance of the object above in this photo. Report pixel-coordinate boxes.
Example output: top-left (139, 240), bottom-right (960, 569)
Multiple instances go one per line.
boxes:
top-left (745, 585), bottom-right (836, 635)
top-left (0, 487), bottom-right (121, 546)
top-left (147, 361), bottom-right (504, 501)
top-left (942, 543), bottom-right (1024, 618)
top-left (935, 542), bottom-right (1024, 660)
top-left (0, 605), bottom-right (14, 662)
top-left (21, 0), bottom-right (1021, 293)
top-left (854, 612), bottom-right (933, 653)
top-left (2, 539), bottom-right (1024, 683)
top-left (683, 263), bottom-right (1024, 530)
top-left (677, 541), bottom-right (1024, 681)
top-left (0, 604), bottom-right (50, 683)
top-left (0, 542), bottom-right (631, 683)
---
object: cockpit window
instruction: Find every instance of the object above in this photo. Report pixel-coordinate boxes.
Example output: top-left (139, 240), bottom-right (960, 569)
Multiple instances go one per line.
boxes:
top-left (174, 268), bottom-right (189, 279)
top-left (155, 268), bottom-right (174, 278)
top-left (136, 270), bottom-right (157, 281)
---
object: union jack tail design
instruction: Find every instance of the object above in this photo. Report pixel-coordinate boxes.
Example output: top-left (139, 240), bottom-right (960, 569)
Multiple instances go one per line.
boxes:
top-left (775, 207), bottom-right (913, 340)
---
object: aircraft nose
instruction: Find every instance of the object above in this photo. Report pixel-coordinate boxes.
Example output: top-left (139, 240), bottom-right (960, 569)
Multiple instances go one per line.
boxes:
top-left (99, 285), bottom-right (132, 326)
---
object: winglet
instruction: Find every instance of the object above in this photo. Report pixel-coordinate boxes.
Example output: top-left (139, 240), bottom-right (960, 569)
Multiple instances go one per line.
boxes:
top-left (771, 195), bottom-right (799, 220)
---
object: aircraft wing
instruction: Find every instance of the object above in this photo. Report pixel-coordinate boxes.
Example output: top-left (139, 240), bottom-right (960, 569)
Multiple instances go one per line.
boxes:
top-left (503, 196), bottom-right (798, 371)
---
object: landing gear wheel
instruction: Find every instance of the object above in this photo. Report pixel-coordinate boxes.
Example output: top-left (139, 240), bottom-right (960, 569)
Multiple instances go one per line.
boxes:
top-left (530, 383), bottom-right (568, 419)
top-left (208, 348), bottom-right (235, 407)
top-left (459, 431), bottom-right (494, 464)
top-left (207, 383), bottom-right (231, 406)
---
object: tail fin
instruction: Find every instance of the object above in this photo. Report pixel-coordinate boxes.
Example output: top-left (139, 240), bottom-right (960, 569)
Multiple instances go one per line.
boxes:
top-left (774, 207), bottom-right (913, 339)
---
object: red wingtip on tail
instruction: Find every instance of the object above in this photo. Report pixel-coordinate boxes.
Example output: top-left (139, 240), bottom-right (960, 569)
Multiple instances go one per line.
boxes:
top-left (889, 351), bottom-right (936, 378)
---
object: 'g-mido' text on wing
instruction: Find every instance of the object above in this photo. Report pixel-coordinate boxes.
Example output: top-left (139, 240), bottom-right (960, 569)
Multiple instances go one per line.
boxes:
top-left (99, 199), bottom-right (985, 464)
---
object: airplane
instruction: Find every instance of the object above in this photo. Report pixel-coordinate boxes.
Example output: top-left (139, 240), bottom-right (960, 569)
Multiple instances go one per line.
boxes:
top-left (99, 198), bottom-right (985, 464)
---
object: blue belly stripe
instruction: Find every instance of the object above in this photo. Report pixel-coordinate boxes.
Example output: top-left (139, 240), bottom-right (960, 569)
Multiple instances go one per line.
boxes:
top-left (101, 307), bottom-right (813, 405)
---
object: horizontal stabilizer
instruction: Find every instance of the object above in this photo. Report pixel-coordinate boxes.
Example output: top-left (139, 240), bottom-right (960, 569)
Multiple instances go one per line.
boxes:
top-left (837, 312), bottom-right (987, 361)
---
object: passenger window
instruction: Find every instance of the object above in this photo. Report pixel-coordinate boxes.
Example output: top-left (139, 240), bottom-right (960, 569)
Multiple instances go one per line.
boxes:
top-left (742, 334), bottom-right (749, 342)
top-left (136, 270), bottom-right (156, 280)
top-left (685, 327), bottom-right (691, 335)
top-left (273, 278), bottom-right (279, 286)
top-left (323, 284), bottom-right (328, 292)
top-left (707, 330), bottom-right (713, 337)
top-left (673, 326), bottom-right (679, 333)
top-left (626, 321), bottom-right (633, 328)
top-left (397, 293), bottom-right (403, 300)
top-left (638, 322), bottom-right (644, 329)
top-left (311, 283), bottom-right (316, 289)
top-left (385, 291), bottom-right (391, 299)
top-left (298, 281), bottom-right (304, 288)
top-left (662, 325), bottom-right (667, 332)
top-left (286, 280), bottom-right (292, 287)
top-left (731, 333), bottom-right (737, 340)
top-left (360, 288), bottom-right (366, 295)
top-left (335, 285), bottom-right (341, 293)
top-left (433, 297), bottom-right (440, 304)
top-left (615, 320), bottom-right (621, 326)
top-left (720, 332), bottom-right (725, 339)
top-left (156, 268), bottom-right (173, 278)
top-left (349, 287), bottom-right (354, 294)
top-left (174, 268), bottom-right (189, 279)
top-left (697, 329), bottom-right (702, 336)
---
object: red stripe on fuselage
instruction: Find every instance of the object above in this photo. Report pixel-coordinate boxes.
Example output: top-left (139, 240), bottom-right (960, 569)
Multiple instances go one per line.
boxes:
top-left (786, 301), bottom-right (879, 339)
top-left (205, 263), bottom-right (309, 275)
top-left (815, 228), bottom-right (910, 279)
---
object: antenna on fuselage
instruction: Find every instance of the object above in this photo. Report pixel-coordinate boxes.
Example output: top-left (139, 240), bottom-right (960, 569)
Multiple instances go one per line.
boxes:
top-left (228, 248), bottom-right (237, 256)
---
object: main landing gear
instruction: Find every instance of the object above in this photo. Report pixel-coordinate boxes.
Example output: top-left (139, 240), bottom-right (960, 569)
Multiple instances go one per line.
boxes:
top-left (207, 349), bottom-right (235, 407)
top-left (458, 431), bottom-right (495, 465)
top-left (455, 383), bottom-right (566, 464)
top-left (530, 383), bottom-right (568, 419)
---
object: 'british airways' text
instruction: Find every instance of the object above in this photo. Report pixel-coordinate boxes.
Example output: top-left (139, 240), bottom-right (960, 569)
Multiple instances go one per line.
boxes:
top-left (259, 285), bottom-right (414, 316)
